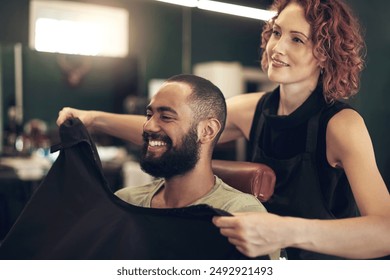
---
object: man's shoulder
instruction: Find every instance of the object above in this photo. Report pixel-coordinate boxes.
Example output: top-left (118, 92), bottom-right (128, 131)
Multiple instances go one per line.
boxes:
top-left (203, 177), bottom-right (267, 213)
top-left (114, 179), bottom-right (163, 205)
top-left (215, 177), bottom-right (257, 198)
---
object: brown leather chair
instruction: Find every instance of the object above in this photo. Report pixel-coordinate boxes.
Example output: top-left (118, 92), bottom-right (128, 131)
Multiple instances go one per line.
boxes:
top-left (211, 160), bottom-right (275, 202)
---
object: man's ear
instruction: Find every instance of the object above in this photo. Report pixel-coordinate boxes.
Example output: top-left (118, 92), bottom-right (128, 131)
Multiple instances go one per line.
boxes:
top-left (197, 118), bottom-right (221, 144)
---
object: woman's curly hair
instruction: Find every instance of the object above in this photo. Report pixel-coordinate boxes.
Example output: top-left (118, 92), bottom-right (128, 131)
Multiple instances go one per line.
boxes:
top-left (261, 0), bottom-right (366, 102)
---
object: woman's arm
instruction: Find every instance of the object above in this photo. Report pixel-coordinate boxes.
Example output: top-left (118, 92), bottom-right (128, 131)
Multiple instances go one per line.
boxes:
top-left (218, 92), bottom-right (265, 143)
top-left (213, 109), bottom-right (390, 259)
top-left (57, 107), bottom-right (146, 146)
top-left (57, 92), bottom-right (265, 145)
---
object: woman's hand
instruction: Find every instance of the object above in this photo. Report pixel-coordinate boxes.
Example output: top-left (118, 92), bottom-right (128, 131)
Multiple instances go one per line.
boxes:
top-left (57, 107), bottom-right (95, 128)
top-left (213, 212), bottom-right (288, 258)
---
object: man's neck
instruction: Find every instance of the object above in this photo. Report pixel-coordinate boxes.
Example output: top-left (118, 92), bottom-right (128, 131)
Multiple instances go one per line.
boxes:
top-left (150, 163), bottom-right (215, 208)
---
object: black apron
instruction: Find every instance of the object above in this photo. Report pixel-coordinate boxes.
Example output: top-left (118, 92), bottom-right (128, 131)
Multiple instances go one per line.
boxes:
top-left (250, 95), bottom-right (344, 260)
top-left (0, 118), bottom-right (266, 260)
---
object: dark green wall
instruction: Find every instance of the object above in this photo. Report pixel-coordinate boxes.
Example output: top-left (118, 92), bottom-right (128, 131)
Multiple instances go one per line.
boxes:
top-left (344, 0), bottom-right (390, 185)
top-left (0, 0), bottom-right (264, 126)
top-left (0, 0), bottom-right (389, 184)
top-left (0, 45), bottom-right (138, 127)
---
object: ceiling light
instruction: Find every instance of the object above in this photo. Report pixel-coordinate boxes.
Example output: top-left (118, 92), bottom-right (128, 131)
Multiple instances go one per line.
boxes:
top-left (153, 0), bottom-right (275, 21)
top-left (155, 0), bottom-right (198, 7)
top-left (197, 0), bottom-right (276, 21)
top-left (30, 0), bottom-right (129, 57)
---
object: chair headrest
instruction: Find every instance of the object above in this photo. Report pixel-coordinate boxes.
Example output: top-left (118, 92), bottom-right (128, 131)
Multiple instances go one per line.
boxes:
top-left (212, 160), bottom-right (275, 202)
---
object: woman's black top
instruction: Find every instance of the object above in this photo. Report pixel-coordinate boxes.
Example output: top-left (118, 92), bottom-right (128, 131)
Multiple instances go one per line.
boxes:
top-left (249, 86), bottom-right (359, 259)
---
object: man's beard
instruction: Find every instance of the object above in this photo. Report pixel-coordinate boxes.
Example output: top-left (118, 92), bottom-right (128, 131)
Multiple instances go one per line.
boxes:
top-left (140, 127), bottom-right (200, 179)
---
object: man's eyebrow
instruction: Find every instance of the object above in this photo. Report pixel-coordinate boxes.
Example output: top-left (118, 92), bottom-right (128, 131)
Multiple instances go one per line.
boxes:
top-left (273, 23), bottom-right (310, 39)
top-left (146, 105), bottom-right (178, 115)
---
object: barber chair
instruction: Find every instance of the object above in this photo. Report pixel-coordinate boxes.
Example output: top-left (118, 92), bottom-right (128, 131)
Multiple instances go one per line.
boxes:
top-left (211, 160), bottom-right (275, 202)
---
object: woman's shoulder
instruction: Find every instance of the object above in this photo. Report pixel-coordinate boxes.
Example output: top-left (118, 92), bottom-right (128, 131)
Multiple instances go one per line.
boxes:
top-left (322, 100), bottom-right (361, 127)
top-left (228, 88), bottom-right (278, 115)
top-left (227, 92), bottom-right (267, 111)
top-left (323, 103), bottom-right (366, 167)
top-left (327, 106), bottom-right (364, 134)
top-left (223, 92), bottom-right (268, 141)
top-left (322, 99), bottom-right (355, 115)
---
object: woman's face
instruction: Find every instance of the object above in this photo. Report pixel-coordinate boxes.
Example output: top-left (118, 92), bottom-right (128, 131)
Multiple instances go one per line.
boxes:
top-left (266, 2), bottom-right (321, 88)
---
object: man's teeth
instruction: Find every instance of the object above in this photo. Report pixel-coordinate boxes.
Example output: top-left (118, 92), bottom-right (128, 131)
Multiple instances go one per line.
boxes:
top-left (149, 140), bottom-right (167, 147)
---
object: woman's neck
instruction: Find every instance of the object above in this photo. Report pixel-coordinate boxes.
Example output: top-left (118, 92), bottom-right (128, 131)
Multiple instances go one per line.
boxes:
top-left (278, 82), bottom-right (318, 116)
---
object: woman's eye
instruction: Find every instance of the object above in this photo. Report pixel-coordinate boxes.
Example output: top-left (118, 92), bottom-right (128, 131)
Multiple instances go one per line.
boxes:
top-left (272, 30), bottom-right (281, 37)
top-left (293, 37), bottom-right (304, 44)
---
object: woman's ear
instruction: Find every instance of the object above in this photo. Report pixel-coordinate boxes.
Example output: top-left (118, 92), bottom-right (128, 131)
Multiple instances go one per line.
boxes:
top-left (314, 48), bottom-right (327, 69)
top-left (197, 118), bottom-right (221, 144)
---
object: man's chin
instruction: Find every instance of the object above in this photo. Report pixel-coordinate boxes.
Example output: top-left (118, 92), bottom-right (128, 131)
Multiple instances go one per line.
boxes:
top-left (139, 162), bottom-right (166, 178)
top-left (143, 147), bottom-right (161, 156)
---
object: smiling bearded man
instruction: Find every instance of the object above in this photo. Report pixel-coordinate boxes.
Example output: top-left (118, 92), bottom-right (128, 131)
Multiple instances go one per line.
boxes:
top-left (140, 123), bottom-right (200, 179)
top-left (114, 74), bottom-right (270, 214)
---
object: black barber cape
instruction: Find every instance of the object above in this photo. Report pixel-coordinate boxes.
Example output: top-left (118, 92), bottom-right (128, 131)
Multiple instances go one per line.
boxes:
top-left (0, 118), bottom-right (262, 260)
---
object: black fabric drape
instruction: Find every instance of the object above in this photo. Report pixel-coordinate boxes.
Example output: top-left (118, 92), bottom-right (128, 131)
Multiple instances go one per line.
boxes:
top-left (0, 118), bottom-right (263, 260)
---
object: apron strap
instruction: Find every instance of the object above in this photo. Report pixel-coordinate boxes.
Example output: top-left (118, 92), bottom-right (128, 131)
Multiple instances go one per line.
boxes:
top-left (250, 94), bottom-right (269, 160)
top-left (305, 107), bottom-right (324, 154)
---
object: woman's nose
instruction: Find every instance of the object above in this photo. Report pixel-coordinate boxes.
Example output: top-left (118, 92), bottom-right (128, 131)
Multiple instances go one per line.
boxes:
top-left (272, 37), bottom-right (287, 55)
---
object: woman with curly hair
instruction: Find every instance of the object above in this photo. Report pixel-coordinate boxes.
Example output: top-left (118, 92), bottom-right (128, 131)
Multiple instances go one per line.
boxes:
top-left (57, 0), bottom-right (390, 260)
top-left (213, 0), bottom-right (390, 259)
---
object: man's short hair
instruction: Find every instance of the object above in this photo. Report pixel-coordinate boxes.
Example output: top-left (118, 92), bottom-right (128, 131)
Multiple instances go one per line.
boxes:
top-left (165, 74), bottom-right (227, 144)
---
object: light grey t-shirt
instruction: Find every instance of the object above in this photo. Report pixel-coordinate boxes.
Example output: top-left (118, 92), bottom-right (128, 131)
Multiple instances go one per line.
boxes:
top-left (115, 176), bottom-right (266, 213)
